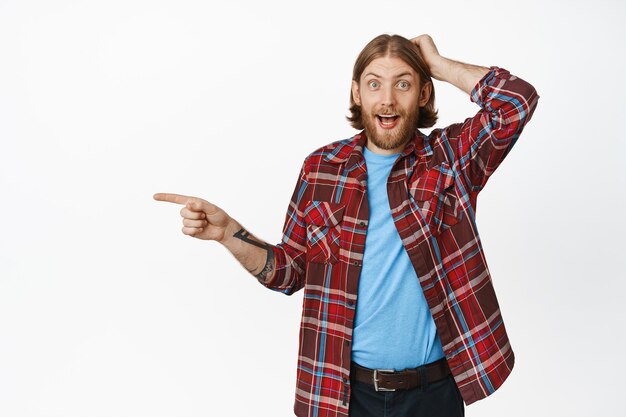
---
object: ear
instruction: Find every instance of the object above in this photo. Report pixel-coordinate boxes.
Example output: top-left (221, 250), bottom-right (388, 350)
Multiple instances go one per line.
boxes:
top-left (418, 80), bottom-right (432, 107)
top-left (351, 80), bottom-right (361, 106)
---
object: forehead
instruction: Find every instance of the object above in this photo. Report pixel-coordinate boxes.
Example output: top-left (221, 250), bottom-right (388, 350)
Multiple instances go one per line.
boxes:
top-left (360, 55), bottom-right (417, 81)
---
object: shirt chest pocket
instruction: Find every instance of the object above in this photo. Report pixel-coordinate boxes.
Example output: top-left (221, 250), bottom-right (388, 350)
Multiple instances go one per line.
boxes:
top-left (408, 162), bottom-right (463, 235)
top-left (304, 201), bottom-right (345, 264)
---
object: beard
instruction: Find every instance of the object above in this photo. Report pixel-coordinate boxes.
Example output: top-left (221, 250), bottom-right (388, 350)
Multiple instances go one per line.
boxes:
top-left (361, 105), bottom-right (420, 151)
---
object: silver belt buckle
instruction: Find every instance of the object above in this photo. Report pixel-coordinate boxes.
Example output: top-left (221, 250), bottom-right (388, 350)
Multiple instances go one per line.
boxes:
top-left (373, 369), bottom-right (396, 392)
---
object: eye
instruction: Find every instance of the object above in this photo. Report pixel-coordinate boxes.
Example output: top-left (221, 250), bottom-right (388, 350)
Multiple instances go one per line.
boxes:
top-left (368, 80), bottom-right (379, 89)
top-left (398, 81), bottom-right (410, 90)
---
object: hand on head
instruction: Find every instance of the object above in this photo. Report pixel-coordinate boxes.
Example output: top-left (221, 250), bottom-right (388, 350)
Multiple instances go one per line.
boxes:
top-left (409, 34), bottom-right (446, 80)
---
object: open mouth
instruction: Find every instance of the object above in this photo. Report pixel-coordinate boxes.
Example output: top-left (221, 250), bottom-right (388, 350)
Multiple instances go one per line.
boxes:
top-left (376, 114), bottom-right (400, 129)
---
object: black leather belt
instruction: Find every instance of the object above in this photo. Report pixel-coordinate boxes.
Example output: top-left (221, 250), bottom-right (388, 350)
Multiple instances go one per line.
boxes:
top-left (350, 357), bottom-right (451, 391)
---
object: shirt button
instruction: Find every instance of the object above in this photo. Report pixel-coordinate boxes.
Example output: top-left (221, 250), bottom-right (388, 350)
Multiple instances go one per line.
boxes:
top-left (353, 261), bottom-right (360, 266)
top-left (359, 221), bottom-right (366, 226)
top-left (347, 301), bottom-right (355, 307)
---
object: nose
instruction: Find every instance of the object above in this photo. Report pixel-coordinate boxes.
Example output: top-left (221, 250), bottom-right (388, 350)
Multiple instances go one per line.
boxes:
top-left (380, 85), bottom-right (396, 107)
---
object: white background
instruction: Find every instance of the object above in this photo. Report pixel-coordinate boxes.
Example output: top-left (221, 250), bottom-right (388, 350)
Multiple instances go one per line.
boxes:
top-left (1, 0), bottom-right (625, 416)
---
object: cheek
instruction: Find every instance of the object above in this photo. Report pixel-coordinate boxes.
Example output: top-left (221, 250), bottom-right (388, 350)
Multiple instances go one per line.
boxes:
top-left (359, 97), bottom-right (377, 113)
top-left (403, 94), bottom-right (421, 109)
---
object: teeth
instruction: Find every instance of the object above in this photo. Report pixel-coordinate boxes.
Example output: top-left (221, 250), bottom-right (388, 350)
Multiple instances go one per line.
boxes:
top-left (378, 114), bottom-right (398, 118)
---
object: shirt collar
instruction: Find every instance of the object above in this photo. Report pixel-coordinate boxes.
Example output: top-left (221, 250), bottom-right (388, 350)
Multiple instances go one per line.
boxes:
top-left (323, 129), bottom-right (433, 167)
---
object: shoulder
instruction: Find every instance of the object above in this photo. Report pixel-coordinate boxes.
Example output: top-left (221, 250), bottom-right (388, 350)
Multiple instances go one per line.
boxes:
top-left (428, 120), bottom-right (476, 150)
top-left (429, 123), bottom-right (465, 141)
top-left (302, 134), bottom-right (360, 170)
top-left (423, 124), bottom-right (468, 167)
top-left (306, 136), bottom-right (356, 160)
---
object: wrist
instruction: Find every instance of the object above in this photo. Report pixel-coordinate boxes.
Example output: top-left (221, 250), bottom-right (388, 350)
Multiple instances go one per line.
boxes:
top-left (430, 56), bottom-right (451, 81)
top-left (219, 216), bottom-right (238, 247)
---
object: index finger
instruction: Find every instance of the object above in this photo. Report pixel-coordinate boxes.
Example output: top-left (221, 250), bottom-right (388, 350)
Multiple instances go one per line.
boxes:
top-left (153, 193), bottom-right (194, 205)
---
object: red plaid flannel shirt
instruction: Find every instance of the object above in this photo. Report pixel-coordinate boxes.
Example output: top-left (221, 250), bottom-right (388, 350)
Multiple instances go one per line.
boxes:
top-left (260, 66), bottom-right (540, 416)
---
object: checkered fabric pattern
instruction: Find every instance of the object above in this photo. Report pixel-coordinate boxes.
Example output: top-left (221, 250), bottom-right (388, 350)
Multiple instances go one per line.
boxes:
top-left (259, 66), bottom-right (540, 417)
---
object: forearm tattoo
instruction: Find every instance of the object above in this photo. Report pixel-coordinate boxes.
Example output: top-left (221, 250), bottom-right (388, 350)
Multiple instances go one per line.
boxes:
top-left (233, 228), bottom-right (275, 282)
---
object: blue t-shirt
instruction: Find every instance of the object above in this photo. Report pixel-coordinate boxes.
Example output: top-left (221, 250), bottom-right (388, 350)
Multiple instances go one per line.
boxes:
top-left (351, 146), bottom-right (445, 370)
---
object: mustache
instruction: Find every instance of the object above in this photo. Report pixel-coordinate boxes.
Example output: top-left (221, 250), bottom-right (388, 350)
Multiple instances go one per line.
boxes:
top-left (369, 107), bottom-right (407, 117)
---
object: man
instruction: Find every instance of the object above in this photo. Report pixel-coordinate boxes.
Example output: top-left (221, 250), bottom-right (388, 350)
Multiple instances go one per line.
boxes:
top-left (154, 34), bottom-right (539, 417)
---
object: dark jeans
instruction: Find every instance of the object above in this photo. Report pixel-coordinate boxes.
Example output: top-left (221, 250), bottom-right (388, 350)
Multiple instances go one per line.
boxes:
top-left (348, 362), bottom-right (465, 417)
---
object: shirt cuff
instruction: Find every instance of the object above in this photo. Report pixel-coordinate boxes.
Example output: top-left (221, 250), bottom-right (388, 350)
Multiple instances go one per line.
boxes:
top-left (470, 66), bottom-right (508, 107)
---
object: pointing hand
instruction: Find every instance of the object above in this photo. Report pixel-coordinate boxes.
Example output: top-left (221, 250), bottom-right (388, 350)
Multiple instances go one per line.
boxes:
top-left (153, 193), bottom-right (231, 242)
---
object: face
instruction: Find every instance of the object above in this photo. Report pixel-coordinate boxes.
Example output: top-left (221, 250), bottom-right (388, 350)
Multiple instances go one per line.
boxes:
top-left (352, 55), bottom-right (431, 154)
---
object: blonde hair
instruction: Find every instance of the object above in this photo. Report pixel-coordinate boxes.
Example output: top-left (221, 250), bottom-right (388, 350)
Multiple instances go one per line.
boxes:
top-left (346, 34), bottom-right (438, 130)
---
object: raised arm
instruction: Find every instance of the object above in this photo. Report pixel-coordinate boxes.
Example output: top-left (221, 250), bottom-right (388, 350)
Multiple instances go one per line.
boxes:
top-left (411, 34), bottom-right (540, 192)
top-left (411, 34), bottom-right (490, 93)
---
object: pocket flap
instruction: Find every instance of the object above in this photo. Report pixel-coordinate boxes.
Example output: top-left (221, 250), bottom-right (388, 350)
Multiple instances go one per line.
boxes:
top-left (304, 201), bottom-right (345, 226)
top-left (409, 162), bottom-right (455, 201)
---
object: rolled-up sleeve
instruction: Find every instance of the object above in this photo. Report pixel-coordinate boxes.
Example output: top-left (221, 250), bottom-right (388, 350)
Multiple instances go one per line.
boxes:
top-left (258, 160), bottom-right (309, 295)
top-left (451, 66), bottom-right (540, 192)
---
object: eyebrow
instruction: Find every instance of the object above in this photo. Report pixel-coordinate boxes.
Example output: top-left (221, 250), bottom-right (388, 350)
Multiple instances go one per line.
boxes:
top-left (364, 71), bottom-right (414, 79)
